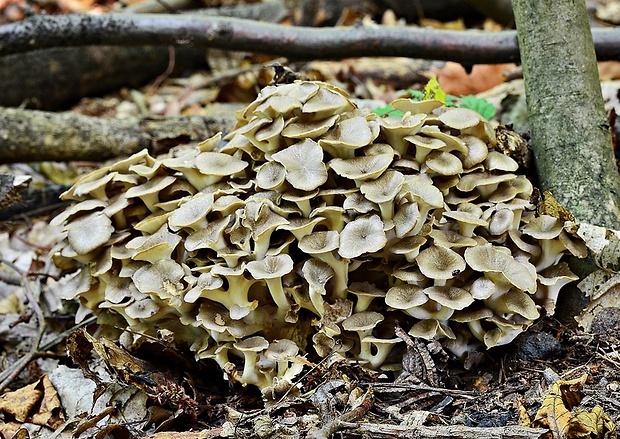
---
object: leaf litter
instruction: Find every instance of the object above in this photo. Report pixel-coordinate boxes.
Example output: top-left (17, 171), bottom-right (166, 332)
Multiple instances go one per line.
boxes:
top-left (1, 1), bottom-right (620, 438)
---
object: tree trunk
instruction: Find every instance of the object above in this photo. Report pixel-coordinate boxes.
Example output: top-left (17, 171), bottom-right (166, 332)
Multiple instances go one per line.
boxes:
top-left (513, 0), bottom-right (620, 229)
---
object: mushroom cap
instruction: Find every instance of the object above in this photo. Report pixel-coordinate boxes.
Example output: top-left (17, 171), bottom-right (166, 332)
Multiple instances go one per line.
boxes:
top-left (133, 259), bottom-right (185, 299)
top-left (234, 335), bottom-right (270, 352)
top-left (264, 339), bottom-right (299, 361)
top-left (281, 114), bottom-right (340, 139)
top-left (425, 151), bottom-right (464, 175)
top-left (408, 319), bottom-right (455, 340)
top-left (385, 284), bottom-right (427, 309)
top-left (338, 215), bottom-right (388, 259)
top-left (271, 138), bottom-right (328, 191)
top-left (342, 311), bottom-right (384, 333)
top-left (195, 151), bottom-right (248, 176)
top-left (522, 215), bottom-right (563, 239)
top-left (438, 107), bottom-right (482, 130)
top-left (424, 286), bottom-right (474, 310)
top-left (246, 254), bottom-right (294, 280)
top-left (416, 246), bottom-right (466, 281)
top-left (168, 192), bottom-right (214, 232)
top-left (299, 230), bottom-right (340, 254)
top-left (464, 243), bottom-right (537, 293)
top-left (360, 170), bottom-right (405, 205)
top-left (65, 211), bottom-right (114, 255)
top-left (329, 154), bottom-right (394, 181)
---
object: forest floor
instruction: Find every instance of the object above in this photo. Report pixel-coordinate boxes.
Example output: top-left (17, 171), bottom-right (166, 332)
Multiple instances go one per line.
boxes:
top-left (1, 1), bottom-right (620, 438)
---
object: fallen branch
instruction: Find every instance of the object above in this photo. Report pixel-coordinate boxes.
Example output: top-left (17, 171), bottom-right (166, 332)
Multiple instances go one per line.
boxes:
top-left (0, 105), bottom-right (240, 163)
top-left (336, 422), bottom-right (547, 439)
top-left (2, 14), bottom-right (620, 63)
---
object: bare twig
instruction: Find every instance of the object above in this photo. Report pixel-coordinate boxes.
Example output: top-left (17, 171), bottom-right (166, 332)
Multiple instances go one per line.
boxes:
top-left (0, 259), bottom-right (45, 392)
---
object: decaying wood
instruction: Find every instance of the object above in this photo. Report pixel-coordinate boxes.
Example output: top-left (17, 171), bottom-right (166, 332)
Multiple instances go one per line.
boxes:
top-left (0, 104), bottom-right (240, 163)
top-left (513, 0), bottom-right (620, 230)
top-left (3, 13), bottom-right (620, 63)
top-left (0, 46), bottom-right (207, 109)
top-left (336, 422), bottom-right (547, 439)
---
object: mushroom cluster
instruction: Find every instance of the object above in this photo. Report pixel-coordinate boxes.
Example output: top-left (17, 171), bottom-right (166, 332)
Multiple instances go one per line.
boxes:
top-left (51, 81), bottom-right (585, 390)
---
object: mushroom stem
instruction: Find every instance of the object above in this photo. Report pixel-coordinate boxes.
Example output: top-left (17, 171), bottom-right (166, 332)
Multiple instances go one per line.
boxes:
top-left (265, 278), bottom-right (291, 317)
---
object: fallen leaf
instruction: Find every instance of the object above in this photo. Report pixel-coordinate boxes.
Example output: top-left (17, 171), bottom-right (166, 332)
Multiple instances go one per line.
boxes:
top-left (0, 375), bottom-right (65, 428)
top-left (533, 374), bottom-right (615, 439)
top-left (433, 62), bottom-right (518, 96)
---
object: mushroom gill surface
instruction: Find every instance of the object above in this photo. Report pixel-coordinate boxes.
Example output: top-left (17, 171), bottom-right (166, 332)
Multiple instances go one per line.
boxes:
top-left (51, 81), bottom-right (582, 390)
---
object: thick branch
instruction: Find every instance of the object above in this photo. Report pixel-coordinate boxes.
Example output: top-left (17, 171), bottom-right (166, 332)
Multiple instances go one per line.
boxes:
top-left (3, 14), bottom-right (620, 63)
top-left (0, 13), bottom-right (519, 63)
top-left (0, 106), bottom-right (239, 163)
top-left (513, 0), bottom-right (620, 229)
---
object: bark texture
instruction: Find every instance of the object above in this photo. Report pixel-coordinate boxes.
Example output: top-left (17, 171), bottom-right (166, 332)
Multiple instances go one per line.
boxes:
top-left (0, 46), bottom-right (207, 109)
top-left (0, 105), bottom-right (239, 163)
top-left (513, 0), bottom-right (620, 229)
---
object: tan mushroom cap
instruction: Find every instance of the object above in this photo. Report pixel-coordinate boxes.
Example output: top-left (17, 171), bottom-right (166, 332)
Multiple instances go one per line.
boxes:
top-left (389, 236), bottom-right (427, 262)
top-left (64, 211), bottom-right (114, 255)
top-left (416, 246), bottom-right (466, 284)
top-left (125, 175), bottom-right (176, 212)
top-left (464, 243), bottom-right (537, 293)
top-left (424, 285), bottom-right (474, 310)
top-left (126, 223), bottom-right (182, 263)
top-left (408, 319), bottom-right (455, 340)
top-left (195, 151), bottom-right (248, 177)
top-left (521, 215), bottom-right (563, 240)
top-left (459, 135), bottom-right (489, 169)
top-left (429, 229), bottom-right (477, 249)
top-left (329, 154), bottom-right (394, 182)
top-left (360, 170), bottom-right (405, 220)
top-left (438, 107), bottom-right (482, 130)
top-left (302, 258), bottom-right (334, 316)
top-left (281, 114), bottom-right (340, 139)
top-left (343, 192), bottom-right (376, 214)
top-left (133, 259), bottom-right (185, 301)
top-left (168, 192), bottom-right (214, 232)
top-left (342, 311), bottom-right (384, 333)
top-left (393, 203), bottom-right (421, 238)
top-left (302, 85), bottom-right (355, 118)
top-left (338, 215), bottom-right (388, 259)
top-left (385, 284), bottom-right (427, 310)
top-left (255, 161), bottom-right (287, 190)
top-left (391, 98), bottom-right (444, 115)
top-left (271, 138), bottom-right (328, 191)
top-left (420, 125), bottom-right (468, 155)
top-left (404, 134), bottom-right (446, 163)
top-left (485, 151), bottom-right (519, 172)
top-left (379, 112), bottom-right (427, 155)
top-left (319, 116), bottom-right (380, 159)
top-left (424, 151), bottom-right (464, 175)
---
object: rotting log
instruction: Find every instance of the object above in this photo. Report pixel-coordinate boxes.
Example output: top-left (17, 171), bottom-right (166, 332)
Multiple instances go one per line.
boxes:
top-left (0, 104), bottom-right (240, 163)
top-left (3, 14), bottom-right (620, 63)
top-left (0, 46), bottom-right (207, 109)
top-left (513, 0), bottom-right (620, 229)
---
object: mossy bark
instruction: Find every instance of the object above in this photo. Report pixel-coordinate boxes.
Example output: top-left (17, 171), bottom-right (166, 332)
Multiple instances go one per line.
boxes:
top-left (513, 0), bottom-right (620, 229)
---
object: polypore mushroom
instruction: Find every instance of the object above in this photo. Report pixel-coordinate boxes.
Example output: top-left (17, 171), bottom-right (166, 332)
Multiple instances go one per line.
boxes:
top-left (329, 153), bottom-right (394, 183)
top-left (348, 282), bottom-right (386, 313)
top-left (64, 211), bottom-right (114, 256)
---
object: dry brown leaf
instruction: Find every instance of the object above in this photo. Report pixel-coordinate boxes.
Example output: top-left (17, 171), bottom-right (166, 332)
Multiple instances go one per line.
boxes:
top-left (598, 61), bottom-right (620, 80)
top-left (0, 381), bottom-right (43, 422)
top-left (0, 375), bottom-right (64, 430)
top-left (533, 374), bottom-right (615, 439)
top-left (433, 62), bottom-right (517, 96)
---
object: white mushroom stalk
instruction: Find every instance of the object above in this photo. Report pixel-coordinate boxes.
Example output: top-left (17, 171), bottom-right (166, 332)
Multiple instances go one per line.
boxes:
top-left (50, 80), bottom-right (585, 390)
